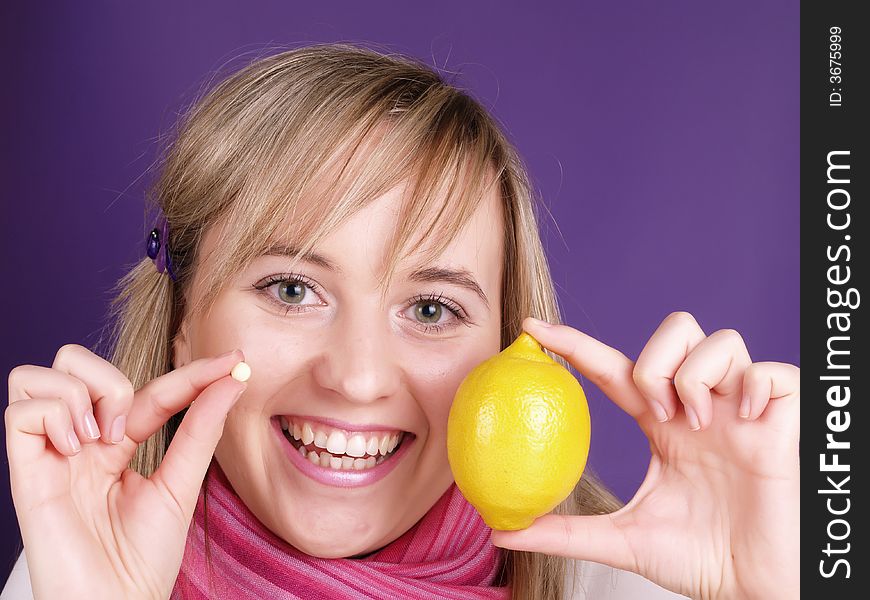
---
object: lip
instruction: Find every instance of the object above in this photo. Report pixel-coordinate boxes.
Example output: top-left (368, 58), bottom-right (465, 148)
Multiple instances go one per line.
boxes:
top-left (279, 413), bottom-right (409, 434)
top-left (271, 417), bottom-right (415, 488)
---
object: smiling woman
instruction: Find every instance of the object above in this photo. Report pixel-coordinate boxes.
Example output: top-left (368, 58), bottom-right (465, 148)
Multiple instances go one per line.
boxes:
top-left (8, 41), bottom-right (774, 600)
top-left (99, 43), bottom-right (628, 599)
top-left (167, 174), bottom-right (510, 561)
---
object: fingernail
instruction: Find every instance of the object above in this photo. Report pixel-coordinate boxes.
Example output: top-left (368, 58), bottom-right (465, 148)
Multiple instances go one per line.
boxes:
top-left (685, 405), bottom-right (701, 431)
top-left (110, 415), bottom-right (126, 444)
top-left (739, 395), bottom-right (751, 419)
top-left (67, 428), bottom-right (81, 453)
top-left (528, 317), bottom-right (552, 328)
top-left (215, 349), bottom-right (238, 361)
top-left (652, 402), bottom-right (669, 423)
top-left (83, 410), bottom-right (100, 439)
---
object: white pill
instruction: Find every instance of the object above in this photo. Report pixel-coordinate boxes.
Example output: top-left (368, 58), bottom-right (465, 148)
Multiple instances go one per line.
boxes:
top-left (231, 361), bottom-right (251, 382)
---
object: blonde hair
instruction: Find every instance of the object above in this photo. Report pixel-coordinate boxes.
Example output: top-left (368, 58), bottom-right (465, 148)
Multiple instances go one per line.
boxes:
top-left (103, 42), bottom-right (622, 599)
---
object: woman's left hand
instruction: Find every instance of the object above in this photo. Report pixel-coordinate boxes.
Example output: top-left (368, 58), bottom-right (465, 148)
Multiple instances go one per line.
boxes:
top-left (490, 312), bottom-right (799, 600)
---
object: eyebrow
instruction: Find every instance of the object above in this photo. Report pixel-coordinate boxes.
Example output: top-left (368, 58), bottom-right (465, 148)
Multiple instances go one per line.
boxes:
top-left (262, 243), bottom-right (491, 309)
top-left (263, 243), bottom-right (343, 273)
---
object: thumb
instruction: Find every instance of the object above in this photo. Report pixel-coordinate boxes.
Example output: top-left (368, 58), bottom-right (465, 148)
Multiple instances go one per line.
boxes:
top-left (150, 375), bottom-right (246, 522)
top-left (490, 513), bottom-right (635, 573)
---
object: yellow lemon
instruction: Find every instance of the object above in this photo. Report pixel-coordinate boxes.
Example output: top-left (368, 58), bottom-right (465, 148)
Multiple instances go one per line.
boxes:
top-left (447, 330), bottom-right (590, 530)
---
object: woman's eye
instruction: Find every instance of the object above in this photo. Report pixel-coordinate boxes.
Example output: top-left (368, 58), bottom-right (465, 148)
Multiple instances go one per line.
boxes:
top-left (414, 300), bottom-right (445, 324)
top-left (407, 295), bottom-right (469, 334)
top-left (276, 280), bottom-right (308, 304)
top-left (253, 274), bottom-right (322, 314)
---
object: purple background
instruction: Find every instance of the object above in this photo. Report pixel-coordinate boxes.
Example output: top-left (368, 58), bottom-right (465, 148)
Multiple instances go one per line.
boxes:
top-left (0, 0), bottom-right (799, 583)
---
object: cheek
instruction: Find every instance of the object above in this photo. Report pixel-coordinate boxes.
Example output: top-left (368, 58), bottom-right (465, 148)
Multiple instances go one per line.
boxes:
top-left (187, 295), bottom-right (255, 358)
top-left (200, 300), bottom-right (309, 394)
top-left (416, 346), bottom-right (493, 440)
top-left (217, 395), bottom-right (271, 461)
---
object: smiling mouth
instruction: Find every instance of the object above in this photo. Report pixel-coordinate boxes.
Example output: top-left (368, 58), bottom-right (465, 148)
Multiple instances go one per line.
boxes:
top-left (281, 427), bottom-right (414, 471)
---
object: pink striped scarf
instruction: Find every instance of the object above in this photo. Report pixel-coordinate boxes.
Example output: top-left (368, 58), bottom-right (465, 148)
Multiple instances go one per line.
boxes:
top-left (171, 459), bottom-right (510, 599)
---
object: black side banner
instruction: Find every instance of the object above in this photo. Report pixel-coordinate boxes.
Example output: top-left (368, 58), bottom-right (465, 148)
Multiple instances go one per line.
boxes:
top-left (802, 1), bottom-right (868, 596)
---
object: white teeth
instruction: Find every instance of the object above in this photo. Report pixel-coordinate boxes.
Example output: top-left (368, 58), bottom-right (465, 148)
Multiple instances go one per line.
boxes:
top-left (302, 423), bottom-right (315, 445)
top-left (346, 434), bottom-right (368, 457)
top-left (289, 432), bottom-right (393, 471)
top-left (326, 431), bottom-right (348, 455)
top-left (283, 418), bottom-right (408, 468)
top-left (324, 452), bottom-right (379, 470)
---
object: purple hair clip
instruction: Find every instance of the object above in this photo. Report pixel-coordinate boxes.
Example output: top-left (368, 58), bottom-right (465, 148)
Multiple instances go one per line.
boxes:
top-left (146, 211), bottom-right (177, 281)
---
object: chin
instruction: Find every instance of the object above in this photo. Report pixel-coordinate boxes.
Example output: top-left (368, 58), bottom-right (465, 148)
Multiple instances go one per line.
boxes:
top-left (276, 512), bottom-right (386, 559)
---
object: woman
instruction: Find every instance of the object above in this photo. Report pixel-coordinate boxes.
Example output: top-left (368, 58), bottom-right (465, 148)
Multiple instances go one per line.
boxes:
top-left (3, 43), bottom-right (798, 599)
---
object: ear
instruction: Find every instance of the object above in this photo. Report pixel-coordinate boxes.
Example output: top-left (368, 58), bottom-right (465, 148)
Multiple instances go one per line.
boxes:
top-left (172, 319), bottom-right (192, 369)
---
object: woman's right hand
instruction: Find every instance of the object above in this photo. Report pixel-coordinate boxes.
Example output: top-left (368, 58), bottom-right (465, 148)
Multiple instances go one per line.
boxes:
top-left (5, 344), bottom-right (247, 600)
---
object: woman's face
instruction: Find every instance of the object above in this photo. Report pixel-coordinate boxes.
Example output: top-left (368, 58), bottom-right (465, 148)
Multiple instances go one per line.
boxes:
top-left (173, 181), bottom-right (503, 558)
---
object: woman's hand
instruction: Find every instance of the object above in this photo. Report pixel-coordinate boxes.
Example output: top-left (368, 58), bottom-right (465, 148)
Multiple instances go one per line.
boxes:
top-left (490, 313), bottom-right (799, 600)
top-left (5, 345), bottom-right (247, 600)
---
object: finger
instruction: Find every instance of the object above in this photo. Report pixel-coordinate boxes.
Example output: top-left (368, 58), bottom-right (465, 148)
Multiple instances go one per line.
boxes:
top-left (523, 317), bottom-right (647, 419)
top-left (673, 329), bottom-right (751, 430)
top-left (8, 365), bottom-right (102, 445)
top-left (5, 397), bottom-right (82, 522)
top-left (490, 513), bottom-right (635, 574)
top-left (741, 361), bottom-right (800, 423)
top-left (50, 344), bottom-right (135, 445)
top-left (124, 349), bottom-right (244, 444)
top-left (5, 397), bottom-right (83, 460)
top-left (150, 374), bottom-right (246, 523)
top-left (632, 311), bottom-right (706, 422)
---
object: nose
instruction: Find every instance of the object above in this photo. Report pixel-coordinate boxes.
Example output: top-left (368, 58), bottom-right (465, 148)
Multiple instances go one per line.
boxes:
top-left (313, 312), bottom-right (402, 406)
